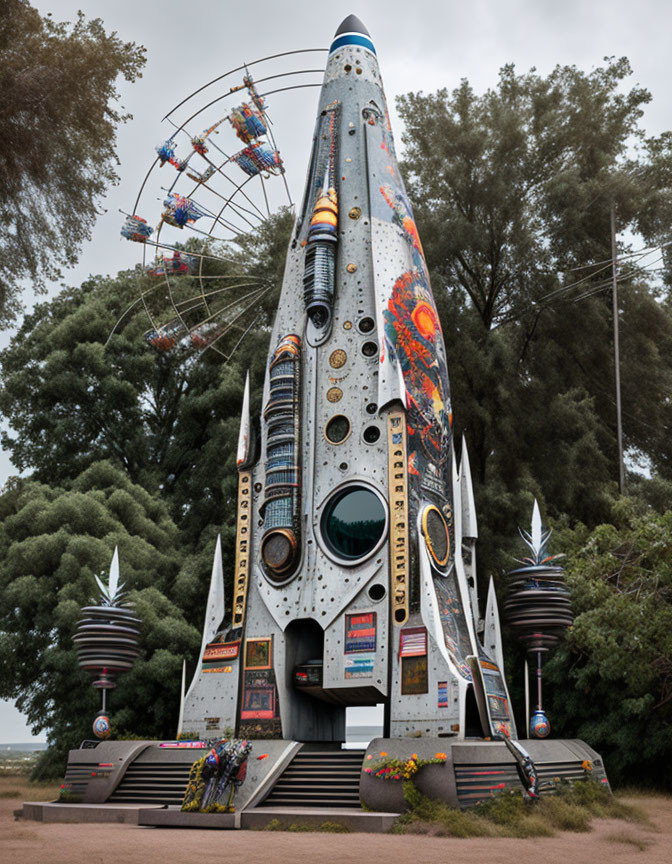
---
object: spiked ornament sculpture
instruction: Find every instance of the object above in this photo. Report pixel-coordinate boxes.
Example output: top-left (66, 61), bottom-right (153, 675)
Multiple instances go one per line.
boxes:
top-left (504, 501), bottom-right (573, 737)
top-left (73, 549), bottom-right (142, 738)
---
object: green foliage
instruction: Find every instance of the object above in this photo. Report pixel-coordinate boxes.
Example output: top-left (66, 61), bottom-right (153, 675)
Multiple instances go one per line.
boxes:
top-left (545, 504), bottom-right (672, 789)
top-left (398, 57), bottom-right (672, 577)
top-left (262, 818), bottom-right (350, 833)
top-left (0, 1), bottom-right (145, 323)
top-left (0, 462), bottom-right (199, 777)
top-left (397, 780), bottom-right (646, 837)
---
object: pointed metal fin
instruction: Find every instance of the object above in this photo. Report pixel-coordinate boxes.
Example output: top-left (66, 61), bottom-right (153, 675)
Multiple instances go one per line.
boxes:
top-left (236, 371), bottom-right (251, 468)
top-left (187, 535), bottom-right (226, 698)
top-left (531, 499), bottom-right (542, 559)
top-left (109, 547), bottom-right (120, 600)
top-left (484, 577), bottom-right (506, 674)
top-left (460, 436), bottom-right (478, 540)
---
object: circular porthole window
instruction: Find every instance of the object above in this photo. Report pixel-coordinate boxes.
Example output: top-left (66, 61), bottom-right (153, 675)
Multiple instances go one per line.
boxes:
top-left (321, 485), bottom-right (387, 563)
top-left (361, 340), bottom-right (378, 358)
top-left (325, 415), bottom-right (351, 445)
top-left (358, 316), bottom-right (375, 334)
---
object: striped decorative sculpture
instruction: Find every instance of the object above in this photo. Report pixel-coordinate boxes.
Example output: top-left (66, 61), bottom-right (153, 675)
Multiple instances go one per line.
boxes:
top-left (74, 548), bottom-right (142, 738)
top-left (504, 501), bottom-right (573, 738)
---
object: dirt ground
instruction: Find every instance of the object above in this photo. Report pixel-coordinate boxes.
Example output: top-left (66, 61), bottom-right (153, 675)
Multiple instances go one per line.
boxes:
top-left (2, 784), bottom-right (670, 864)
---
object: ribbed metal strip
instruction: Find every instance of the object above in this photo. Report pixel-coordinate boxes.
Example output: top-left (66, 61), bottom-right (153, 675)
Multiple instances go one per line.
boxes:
top-left (455, 760), bottom-right (602, 806)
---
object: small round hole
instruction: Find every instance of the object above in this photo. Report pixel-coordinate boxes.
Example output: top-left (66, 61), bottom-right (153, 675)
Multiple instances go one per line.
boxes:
top-left (368, 583), bottom-right (386, 602)
top-left (358, 316), bottom-right (375, 333)
top-left (363, 426), bottom-right (380, 444)
top-left (366, 403), bottom-right (378, 415)
top-left (344, 64), bottom-right (352, 72)
top-left (361, 341), bottom-right (378, 358)
top-left (339, 462), bottom-right (348, 471)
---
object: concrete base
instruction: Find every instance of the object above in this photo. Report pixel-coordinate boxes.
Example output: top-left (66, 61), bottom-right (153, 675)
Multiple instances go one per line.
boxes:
top-left (138, 807), bottom-right (240, 829)
top-left (20, 800), bottom-right (398, 833)
top-left (242, 806), bottom-right (399, 833)
top-left (20, 802), bottom-right (164, 824)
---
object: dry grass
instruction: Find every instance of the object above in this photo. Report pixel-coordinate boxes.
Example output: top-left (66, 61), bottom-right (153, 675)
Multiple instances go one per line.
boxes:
top-left (0, 775), bottom-right (60, 801)
top-left (604, 830), bottom-right (654, 852)
top-left (393, 780), bottom-right (653, 838)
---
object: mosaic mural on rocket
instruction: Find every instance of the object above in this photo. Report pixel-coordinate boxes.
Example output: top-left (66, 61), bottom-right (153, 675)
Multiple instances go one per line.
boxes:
top-left (366, 104), bottom-right (474, 681)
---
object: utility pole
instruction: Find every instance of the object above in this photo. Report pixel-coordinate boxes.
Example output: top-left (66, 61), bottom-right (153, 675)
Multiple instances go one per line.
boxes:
top-left (610, 202), bottom-right (625, 494)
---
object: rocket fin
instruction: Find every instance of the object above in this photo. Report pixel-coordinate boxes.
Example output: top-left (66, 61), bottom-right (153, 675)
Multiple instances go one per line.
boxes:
top-left (460, 436), bottom-right (478, 540)
top-left (186, 535), bottom-right (225, 698)
top-left (484, 576), bottom-right (506, 674)
top-left (236, 371), bottom-right (253, 469)
top-left (460, 436), bottom-right (480, 631)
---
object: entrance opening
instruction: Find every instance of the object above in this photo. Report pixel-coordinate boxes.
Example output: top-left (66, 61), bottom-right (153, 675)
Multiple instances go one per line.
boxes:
top-left (344, 704), bottom-right (384, 750)
top-left (464, 683), bottom-right (484, 737)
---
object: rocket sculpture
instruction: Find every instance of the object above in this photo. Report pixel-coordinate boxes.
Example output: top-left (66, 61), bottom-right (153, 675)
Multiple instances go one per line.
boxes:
top-left (181, 16), bottom-right (516, 743)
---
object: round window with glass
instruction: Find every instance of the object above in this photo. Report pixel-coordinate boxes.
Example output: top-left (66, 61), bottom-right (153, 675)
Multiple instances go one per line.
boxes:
top-left (320, 485), bottom-right (387, 562)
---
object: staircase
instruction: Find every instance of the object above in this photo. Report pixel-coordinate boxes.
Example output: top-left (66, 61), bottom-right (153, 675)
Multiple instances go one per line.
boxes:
top-left (109, 761), bottom-right (192, 805)
top-left (259, 748), bottom-right (364, 808)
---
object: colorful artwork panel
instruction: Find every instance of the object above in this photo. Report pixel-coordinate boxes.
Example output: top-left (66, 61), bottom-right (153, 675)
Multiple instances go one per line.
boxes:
top-left (344, 652), bottom-right (375, 679)
top-left (432, 574), bottom-right (473, 680)
top-left (344, 612), bottom-right (376, 653)
top-left (401, 654), bottom-right (428, 695)
top-left (438, 681), bottom-right (449, 708)
top-left (245, 637), bottom-right (272, 669)
top-left (399, 626), bottom-right (427, 658)
top-left (203, 641), bottom-right (240, 662)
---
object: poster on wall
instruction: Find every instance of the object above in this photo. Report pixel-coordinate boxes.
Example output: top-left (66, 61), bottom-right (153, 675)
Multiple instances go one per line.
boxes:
top-left (400, 626), bottom-right (429, 695)
top-left (245, 637), bottom-right (272, 669)
top-left (345, 613), bottom-right (376, 653)
top-left (344, 652), bottom-right (375, 679)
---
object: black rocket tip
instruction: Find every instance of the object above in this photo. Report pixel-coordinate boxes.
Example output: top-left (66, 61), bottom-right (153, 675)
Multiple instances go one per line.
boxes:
top-left (334, 14), bottom-right (370, 37)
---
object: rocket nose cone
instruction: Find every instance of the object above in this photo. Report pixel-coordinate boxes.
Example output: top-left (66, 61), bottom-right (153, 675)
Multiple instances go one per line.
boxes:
top-left (334, 14), bottom-right (370, 37)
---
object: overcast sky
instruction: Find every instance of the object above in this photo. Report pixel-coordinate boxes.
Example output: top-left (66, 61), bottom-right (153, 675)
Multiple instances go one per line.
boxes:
top-left (2, 0), bottom-right (671, 742)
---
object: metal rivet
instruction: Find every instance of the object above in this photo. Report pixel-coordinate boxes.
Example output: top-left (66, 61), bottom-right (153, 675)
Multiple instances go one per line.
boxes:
top-left (326, 387), bottom-right (343, 403)
top-left (349, 207), bottom-right (361, 220)
top-left (343, 321), bottom-right (353, 330)
top-left (347, 263), bottom-right (357, 273)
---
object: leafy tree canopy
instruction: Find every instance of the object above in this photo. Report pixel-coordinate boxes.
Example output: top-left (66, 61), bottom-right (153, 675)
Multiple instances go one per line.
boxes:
top-left (0, 461), bottom-right (200, 775)
top-left (0, 1), bottom-right (146, 324)
top-left (545, 502), bottom-right (672, 788)
top-left (398, 57), bottom-right (672, 573)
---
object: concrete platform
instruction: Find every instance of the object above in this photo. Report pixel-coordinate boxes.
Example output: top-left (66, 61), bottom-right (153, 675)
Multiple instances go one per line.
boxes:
top-left (138, 807), bottom-right (240, 829)
top-left (20, 802), bottom-right (164, 824)
top-left (241, 806), bottom-right (400, 833)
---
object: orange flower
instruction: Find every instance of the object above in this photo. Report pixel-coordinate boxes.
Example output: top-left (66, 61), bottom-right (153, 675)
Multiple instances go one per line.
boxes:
top-left (435, 752), bottom-right (447, 760)
top-left (582, 760), bottom-right (593, 772)
top-left (380, 751), bottom-right (388, 757)
top-left (411, 753), bottom-right (418, 760)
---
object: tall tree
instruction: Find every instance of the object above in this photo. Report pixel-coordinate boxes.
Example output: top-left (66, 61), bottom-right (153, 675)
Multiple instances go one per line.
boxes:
top-left (0, 1), bottom-right (145, 323)
top-left (0, 210), bottom-right (293, 547)
top-left (398, 58), bottom-right (672, 573)
top-left (0, 461), bottom-right (199, 775)
top-left (544, 502), bottom-right (672, 789)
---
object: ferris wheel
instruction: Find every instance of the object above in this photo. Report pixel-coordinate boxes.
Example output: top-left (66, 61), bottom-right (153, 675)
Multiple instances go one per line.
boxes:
top-left (109, 49), bottom-right (327, 360)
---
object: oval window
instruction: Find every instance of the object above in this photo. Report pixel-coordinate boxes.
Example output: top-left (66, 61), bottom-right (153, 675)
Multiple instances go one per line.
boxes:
top-left (321, 486), bottom-right (386, 561)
